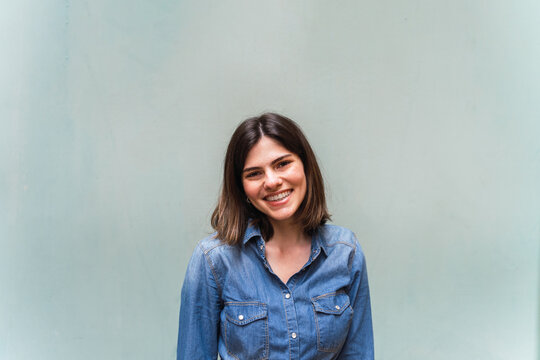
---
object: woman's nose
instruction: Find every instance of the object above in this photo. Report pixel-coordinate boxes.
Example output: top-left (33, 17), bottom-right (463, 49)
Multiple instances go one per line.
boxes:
top-left (264, 171), bottom-right (282, 189)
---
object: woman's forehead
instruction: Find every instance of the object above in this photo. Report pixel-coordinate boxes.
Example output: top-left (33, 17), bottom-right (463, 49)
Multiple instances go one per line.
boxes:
top-left (244, 136), bottom-right (295, 168)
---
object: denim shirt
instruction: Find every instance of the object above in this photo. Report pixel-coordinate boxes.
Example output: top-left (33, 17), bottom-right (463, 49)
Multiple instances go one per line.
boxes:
top-left (177, 224), bottom-right (374, 360)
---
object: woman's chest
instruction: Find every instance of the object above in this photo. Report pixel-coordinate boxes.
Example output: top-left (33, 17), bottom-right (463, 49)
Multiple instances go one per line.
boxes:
top-left (217, 256), bottom-right (354, 359)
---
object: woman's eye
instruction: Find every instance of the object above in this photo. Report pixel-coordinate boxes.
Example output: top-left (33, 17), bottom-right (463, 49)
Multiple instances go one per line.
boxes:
top-left (245, 171), bottom-right (261, 178)
top-left (277, 160), bottom-right (292, 168)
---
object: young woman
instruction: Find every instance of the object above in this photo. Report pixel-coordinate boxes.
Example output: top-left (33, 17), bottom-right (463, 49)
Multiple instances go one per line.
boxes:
top-left (177, 113), bottom-right (373, 359)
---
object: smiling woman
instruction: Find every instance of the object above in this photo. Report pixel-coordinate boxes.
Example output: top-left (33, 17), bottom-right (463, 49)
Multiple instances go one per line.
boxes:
top-left (177, 113), bottom-right (374, 360)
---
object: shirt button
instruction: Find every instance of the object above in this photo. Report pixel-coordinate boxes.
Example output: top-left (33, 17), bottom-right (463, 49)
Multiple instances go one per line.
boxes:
top-left (260, 245), bottom-right (263, 250)
top-left (285, 293), bottom-right (291, 299)
top-left (335, 305), bottom-right (340, 310)
top-left (238, 315), bottom-right (244, 320)
top-left (291, 332), bottom-right (297, 339)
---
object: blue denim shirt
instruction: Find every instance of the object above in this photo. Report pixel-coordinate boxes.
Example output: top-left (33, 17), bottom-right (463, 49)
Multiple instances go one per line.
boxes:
top-left (177, 224), bottom-right (374, 359)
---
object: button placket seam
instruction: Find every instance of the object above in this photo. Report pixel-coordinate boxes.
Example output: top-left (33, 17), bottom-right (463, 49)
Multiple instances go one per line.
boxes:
top-left (281, 290), bottom-right (293, 360)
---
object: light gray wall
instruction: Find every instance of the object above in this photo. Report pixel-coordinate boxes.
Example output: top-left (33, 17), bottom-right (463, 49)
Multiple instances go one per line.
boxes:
top-left (1, 1), bottom-right (539, 359)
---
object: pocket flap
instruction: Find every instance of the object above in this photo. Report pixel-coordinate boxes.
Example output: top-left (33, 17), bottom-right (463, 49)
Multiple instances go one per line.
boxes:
top-left (311, 292), bottom-right (350, 315)
top-left (224, 302), bottom-right (267, 326)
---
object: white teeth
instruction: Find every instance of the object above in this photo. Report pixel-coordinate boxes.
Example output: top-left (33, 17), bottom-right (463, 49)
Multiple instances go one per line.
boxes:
top-left (266, 190), bottom-right (292, 201)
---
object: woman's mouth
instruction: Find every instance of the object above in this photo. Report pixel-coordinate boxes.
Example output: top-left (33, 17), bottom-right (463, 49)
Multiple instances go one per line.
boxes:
top-left (264, 190), bottom-right (292, 202)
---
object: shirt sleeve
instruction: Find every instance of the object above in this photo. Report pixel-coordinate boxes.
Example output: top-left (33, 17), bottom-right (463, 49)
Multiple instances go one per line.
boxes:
top-left (177, 244), bottom-right (222, 360)
top-left (337, 238), bottom-right (374, 360)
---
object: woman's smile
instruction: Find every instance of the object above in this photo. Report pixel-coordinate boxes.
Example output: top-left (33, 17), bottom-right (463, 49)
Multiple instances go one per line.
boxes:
top-left (264, 189), bottom-right (292, 203)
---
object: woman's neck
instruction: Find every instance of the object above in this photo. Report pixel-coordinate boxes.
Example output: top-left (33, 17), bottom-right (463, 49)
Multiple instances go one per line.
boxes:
top-left (268, 219), bottom-right (309, 248)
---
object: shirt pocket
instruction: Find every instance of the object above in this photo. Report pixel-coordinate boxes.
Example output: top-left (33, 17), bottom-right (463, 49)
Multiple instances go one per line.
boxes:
top-left (311, 291), bottom-right (353, 353)
top-left (222, 302), bottom-right (269, 360)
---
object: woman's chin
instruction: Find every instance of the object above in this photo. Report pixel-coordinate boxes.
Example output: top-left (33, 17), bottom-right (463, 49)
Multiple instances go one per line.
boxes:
top-left (265, 209), bottom-right (298, 224)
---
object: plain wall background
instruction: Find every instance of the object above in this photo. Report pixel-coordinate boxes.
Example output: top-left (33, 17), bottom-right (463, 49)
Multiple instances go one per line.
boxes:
top-left (1, 1), bottom-right (539, 359)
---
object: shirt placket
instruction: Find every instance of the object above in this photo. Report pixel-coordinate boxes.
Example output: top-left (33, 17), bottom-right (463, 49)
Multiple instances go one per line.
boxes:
top-left (255, 237), bottom-right (322, 360)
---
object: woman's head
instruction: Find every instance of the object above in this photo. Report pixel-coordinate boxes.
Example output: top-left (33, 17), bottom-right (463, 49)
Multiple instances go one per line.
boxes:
top-left (242, 135), bottom-right (307, 226)
top-left (211, 113), bottom-right (330, 245)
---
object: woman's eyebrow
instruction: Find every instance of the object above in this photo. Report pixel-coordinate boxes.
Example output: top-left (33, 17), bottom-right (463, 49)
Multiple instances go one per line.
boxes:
top-left (242, 154), bottom-right (293, 173)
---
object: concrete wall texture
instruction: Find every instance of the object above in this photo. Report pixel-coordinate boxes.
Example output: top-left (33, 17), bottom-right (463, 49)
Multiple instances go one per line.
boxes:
top-left (1, 1), bottom-right (539, 359)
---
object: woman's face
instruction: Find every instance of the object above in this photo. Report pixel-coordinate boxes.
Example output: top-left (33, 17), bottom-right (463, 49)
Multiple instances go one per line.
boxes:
top-left (242, 136), bottom-right (307, 226)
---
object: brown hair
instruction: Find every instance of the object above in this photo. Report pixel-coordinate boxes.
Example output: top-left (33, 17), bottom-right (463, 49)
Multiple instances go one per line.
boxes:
top-left (211, 113), bottom-right (331, 245)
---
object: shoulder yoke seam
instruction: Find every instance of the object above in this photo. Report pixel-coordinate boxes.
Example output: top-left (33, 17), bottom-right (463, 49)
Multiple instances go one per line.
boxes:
top-left (197, 243), bottom-right (224, 295)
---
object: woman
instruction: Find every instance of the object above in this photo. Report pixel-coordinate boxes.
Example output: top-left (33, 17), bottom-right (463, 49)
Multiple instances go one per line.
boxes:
top-left (177, 113), bottom-right (373, 359)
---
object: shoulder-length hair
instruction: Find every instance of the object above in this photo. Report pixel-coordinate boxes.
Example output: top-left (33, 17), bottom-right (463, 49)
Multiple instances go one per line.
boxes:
top-left (211, 113), bottom-right (331, 245)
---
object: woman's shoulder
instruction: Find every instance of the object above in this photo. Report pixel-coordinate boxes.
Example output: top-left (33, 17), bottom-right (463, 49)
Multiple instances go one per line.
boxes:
top-left (196, 233), bottom-right (229, 254)
top-left (319, 224), bottom-right (356, 241)
top-left (318, 224), bottom-right (367, 269)
top-left (318, 224), bottom-right (362, 251)
top-left (196, 232), bottom-right (250, 260)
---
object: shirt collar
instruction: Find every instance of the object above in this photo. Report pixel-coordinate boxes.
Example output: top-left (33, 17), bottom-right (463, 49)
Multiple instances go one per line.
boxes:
top-left (242, 222), bottom-right (262, 245)
top-left (312, 228), bottom-right (328, 256)
top-left (242, 221), bottom-right (327, 255)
